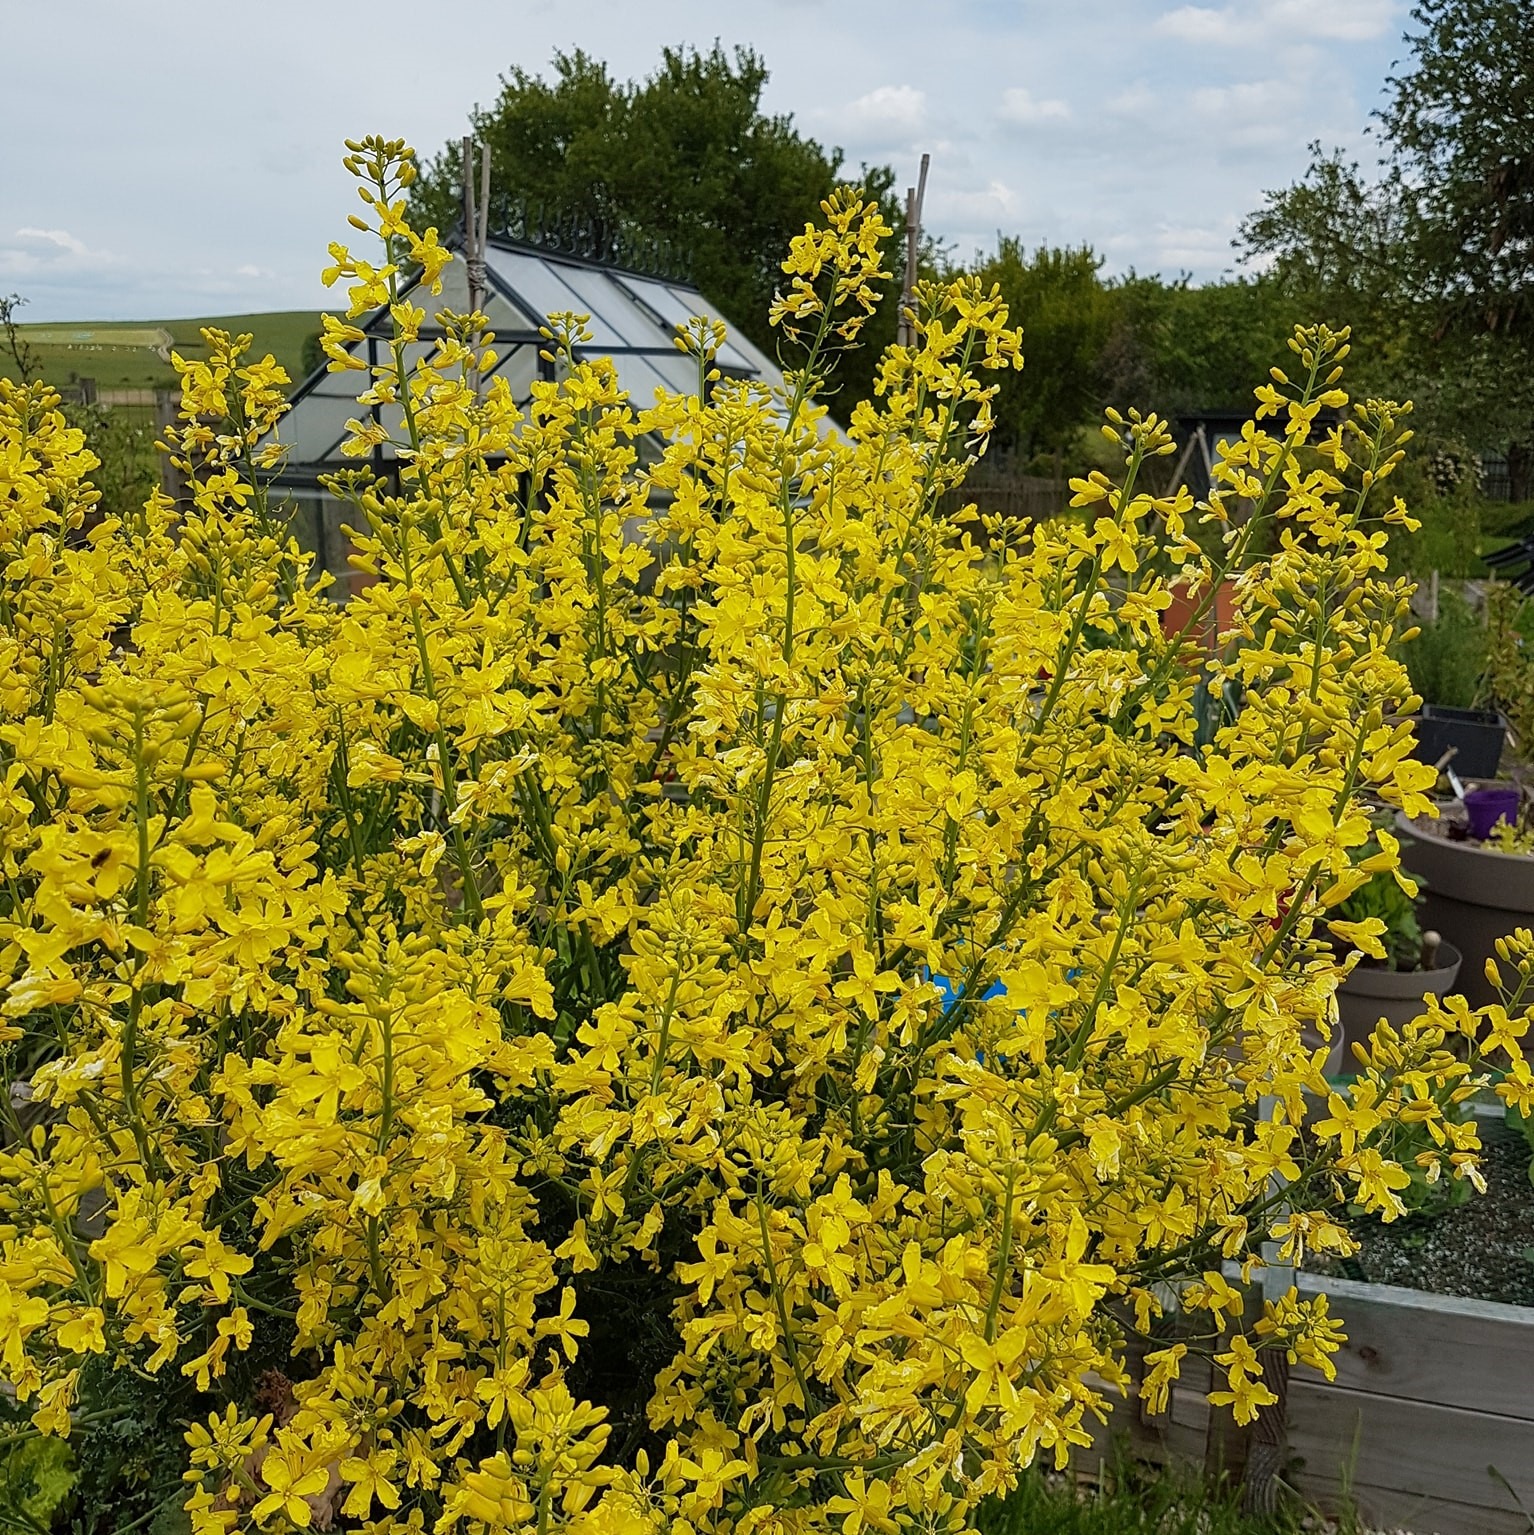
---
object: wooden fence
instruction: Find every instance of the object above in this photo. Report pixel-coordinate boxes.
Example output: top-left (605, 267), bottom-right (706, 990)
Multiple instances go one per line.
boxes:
top-left (55, 381), bottom-right (168, 409)
top-left (938, 470), bottom-right (1069, 524)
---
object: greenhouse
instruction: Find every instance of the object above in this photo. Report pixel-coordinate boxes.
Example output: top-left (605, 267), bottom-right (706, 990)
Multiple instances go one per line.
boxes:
top-left (264, 222), bottom-right (784, 584)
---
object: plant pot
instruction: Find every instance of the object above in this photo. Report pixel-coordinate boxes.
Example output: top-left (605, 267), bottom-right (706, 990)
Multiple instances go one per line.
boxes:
top-left (1161, 576), bottom-right (1237, 650)
top-left (1335, 942), bottom-right (1463, 1059)
top-left (1302, 1015), bottom-right (1346, 1079)
top-left (1410, 704), bottom-right (1508, 780)
top-left (1464, 784), bottom-right (1520, 840)
top-left (1397, 812), bottom-right (1534, 1008)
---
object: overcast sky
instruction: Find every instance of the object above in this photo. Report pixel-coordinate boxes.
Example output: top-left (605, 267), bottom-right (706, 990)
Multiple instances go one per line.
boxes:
top-left (2, 0), bottom-right (1406, 322)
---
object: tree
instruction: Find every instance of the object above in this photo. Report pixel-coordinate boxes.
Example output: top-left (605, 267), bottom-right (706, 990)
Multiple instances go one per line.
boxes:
top-left (1241, 1), bottom-right (1534, 495)
top-left (412, 46), bottom-right (901, 406)
top-left (1388, 0), bottom-right (1534, 495)
top-left (970, 239), bottom-right (1114, 460)
top-left (1387, 0), bottom-right (1534, 343)
top-left (1099, 274), bottom-right (1306, 423)
top-left (960, 246), bottom-right (1312, 469)
top-left (1240, 146), bottom-right (1407, 318)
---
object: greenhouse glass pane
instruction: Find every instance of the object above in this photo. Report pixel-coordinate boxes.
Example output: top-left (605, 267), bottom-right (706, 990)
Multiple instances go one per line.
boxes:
top-left (487, 251), bottom-right (630, 349)
top-left (550, 265), bottom-right (660, 348)
top-left (613, 351), bottom-right (693, 405)
top-left (616, 275), bottom-right (757, 374)
top-left (485, 346), bottom-right (540, 407)
top-left (275, 393), bottom-right (361, 463)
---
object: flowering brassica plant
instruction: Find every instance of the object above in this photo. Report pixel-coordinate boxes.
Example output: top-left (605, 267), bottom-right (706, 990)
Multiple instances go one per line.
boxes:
top-left (2, 136), bottom-right (1530, 1535)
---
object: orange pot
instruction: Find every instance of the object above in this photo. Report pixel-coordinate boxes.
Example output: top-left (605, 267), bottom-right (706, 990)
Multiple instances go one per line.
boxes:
top-left (1161, 576), bottom-right (1237, 653)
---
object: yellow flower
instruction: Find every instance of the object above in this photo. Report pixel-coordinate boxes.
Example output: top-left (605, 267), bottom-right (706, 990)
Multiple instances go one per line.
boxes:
top-left (252, 1435), bottom-right (334, 1527)
top-left (341, 1448), bottom-right (402, 1518)
top-left (54, 1307), bottom-right (106, 1355)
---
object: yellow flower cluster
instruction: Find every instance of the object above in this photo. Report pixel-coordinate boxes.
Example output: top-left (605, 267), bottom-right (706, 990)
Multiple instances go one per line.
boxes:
top-left (1, 137), bottom-right (1529, 1535)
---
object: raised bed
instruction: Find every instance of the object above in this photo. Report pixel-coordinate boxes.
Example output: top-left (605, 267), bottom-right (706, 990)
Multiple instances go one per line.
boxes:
top-left (1281, 1272), bottom-right (1534, 1534)
top-left (1081, 1276), bottom-right (1534, 1534)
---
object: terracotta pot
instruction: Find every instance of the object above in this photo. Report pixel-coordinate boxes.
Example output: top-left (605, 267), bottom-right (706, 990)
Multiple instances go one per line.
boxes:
top-left (1335, 942), bottom-right (1463, 1059)
top-left (1396, 812), bottom-right (1534, 1008)
top-left (1161, 577), bottom-right (1237, 651)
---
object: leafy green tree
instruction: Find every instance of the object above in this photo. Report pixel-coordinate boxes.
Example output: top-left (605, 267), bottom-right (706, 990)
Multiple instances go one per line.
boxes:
top-left (1240, 145), bottom-right (1406, 317)
top-left (959, 247), bottom-right (1311, 468)
top-left (1242, 0), bottom-right (1534, 494)
top-left (1388, 0), bottom-right (1534, 495)
top-left (1388, 0), bottom-right (1534, 345)
top-left (1099, 274), bottom-right (1304, 422)
top-left (412, 46), bottom-right (901, 405)
top-left (970, 240), bottom-right (1113, 460)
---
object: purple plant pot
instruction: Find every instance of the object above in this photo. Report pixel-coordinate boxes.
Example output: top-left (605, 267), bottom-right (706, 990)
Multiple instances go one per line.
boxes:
top-left (1464, 786), bottom-right (1520, 841)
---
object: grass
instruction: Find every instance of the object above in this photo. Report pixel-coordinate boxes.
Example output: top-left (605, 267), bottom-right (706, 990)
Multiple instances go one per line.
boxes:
top-left (7, 311), bottom-right (322, 392)
top-left (974, 1456), bottom-right (1379, 1535)
top-left (980, 1470), bottom-right (1269, 1535)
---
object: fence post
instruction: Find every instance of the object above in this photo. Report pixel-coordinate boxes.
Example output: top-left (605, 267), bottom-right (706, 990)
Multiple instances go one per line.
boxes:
top-left (154, 387), bottom-right (186, 509)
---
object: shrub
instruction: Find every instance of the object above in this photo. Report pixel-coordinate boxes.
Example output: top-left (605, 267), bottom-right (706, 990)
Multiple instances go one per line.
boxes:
top-left (1, 136), bottom-right (1530, 1535)
top-left (1401, 584), bottom-right (1488, 708)
top-left (1332, 852), bottom-right (1422, 972)
top-left (1482, 579), bottom-right (1534, 751)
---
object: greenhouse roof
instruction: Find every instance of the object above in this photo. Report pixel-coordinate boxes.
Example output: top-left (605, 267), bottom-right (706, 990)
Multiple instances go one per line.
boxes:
top-left (266, 231), bottom-right (784, 480)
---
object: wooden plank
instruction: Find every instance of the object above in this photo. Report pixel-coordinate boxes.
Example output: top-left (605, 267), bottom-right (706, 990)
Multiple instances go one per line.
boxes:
top-left (1074, 1408), bottom-right (1204, 1477)
top-left (1166, 1355), bottom-right (1212, 1437)
top-left (1077, 1402), bottom-right (1534, 1535)
top-left (1339, 1484), bottom-right (1534, 1535)
top-left (1076, 1296), bottom-right (1534, 1532)
top-left (1287, 1379), bottom-right (1534, 1518)
top-left (1296, 1272), bottom-right (1534, 1419)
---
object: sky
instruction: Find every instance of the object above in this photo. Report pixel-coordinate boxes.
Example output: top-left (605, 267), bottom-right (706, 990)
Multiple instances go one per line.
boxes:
top-left (1, 0), bottom-right (1409, 323)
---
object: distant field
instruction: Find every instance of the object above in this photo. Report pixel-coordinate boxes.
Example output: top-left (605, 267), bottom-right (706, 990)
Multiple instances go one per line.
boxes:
top-left (7, 311), bottom-right (323, 392)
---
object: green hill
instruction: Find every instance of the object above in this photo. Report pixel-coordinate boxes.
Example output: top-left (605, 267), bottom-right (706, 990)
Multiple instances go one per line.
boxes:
top-left (7, 311), bottom-right (323, 392)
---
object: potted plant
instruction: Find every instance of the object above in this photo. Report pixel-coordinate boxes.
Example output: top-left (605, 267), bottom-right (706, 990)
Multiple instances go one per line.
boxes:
top-left (1412, 702), bottom-right (1509, 778)
top-left (1333, 846), bottom-right (1463, 1058)
top-left (1397, 789), bottom-right (1534, 1007)
top-left (1403, 587), bottom-right (1508, 778)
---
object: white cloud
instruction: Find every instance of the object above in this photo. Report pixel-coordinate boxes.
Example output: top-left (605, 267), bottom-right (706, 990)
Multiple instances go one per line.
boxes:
top-left (1105, 217), bottom-right (1242, 274)
top-left (932, 180), bottom-right (1020, 225)
top-left (0, 0), bottom-right (1407, 313)
top-left (998, 86), bottom-right (1070, 126)
top-left (1156, 0), bottom-right (1395, 46)
top-left (829, 83), bottom-right (928, 139)
top-left (1191, 80), bottom-right (1288, 112)
top-left (1102, 74), bottom-right (1314, 156)
top-left (14, 227), bottom-right (89, 256)
top-left (0, 226), bottom-right (115, 277)
top-left (1105, 82), bottom-right (1159, 118)
top-left (1187, 78), bottom-right (1302, 147)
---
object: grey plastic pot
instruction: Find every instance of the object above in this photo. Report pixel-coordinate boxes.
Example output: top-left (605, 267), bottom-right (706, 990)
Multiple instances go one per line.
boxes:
top-left (1335, 941), bottom-right (1463, 1059)
top-left (1396, 812), bottom-right (1534, 1008)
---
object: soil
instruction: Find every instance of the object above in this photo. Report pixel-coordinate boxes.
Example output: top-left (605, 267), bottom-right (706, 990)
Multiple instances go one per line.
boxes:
top-left (1307, 1115), bottom-right (1534, 1307)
